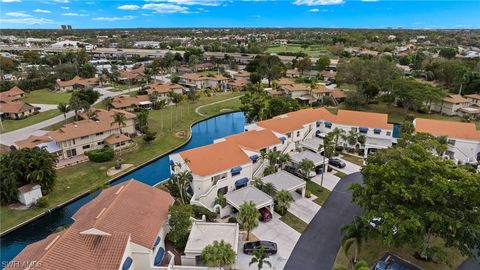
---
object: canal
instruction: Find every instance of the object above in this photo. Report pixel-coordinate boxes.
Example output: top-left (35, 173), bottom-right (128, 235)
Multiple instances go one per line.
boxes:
top-left (0, 112), bottom-right (246, 266)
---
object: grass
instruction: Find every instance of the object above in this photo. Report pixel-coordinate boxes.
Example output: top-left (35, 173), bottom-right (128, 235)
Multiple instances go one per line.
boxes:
top-left (197, 94), bottom-right (243, 115)
top-left (266, 44), bottom-right (328, 57)
top-left (334, 237), bottom-right (466, 270)
top-left (0, 110), bottom-right (62, 134)
top-left (280, 211), bottom-right (308, 233)
top-left (23, 89), bottom-right (72, 104)
top-left (0, 92), bottom-right (244, 233)
top-left (341, 153), bottom-right (364, 166)
top-left (306, 181), bottom-right (331, 206)
top-left (334, 170), bottom-right (348, 178)
top-left (43, 117), bottom-right (75, 131)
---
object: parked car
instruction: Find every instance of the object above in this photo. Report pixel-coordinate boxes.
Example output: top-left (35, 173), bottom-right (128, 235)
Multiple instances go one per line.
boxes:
top-left (259, 207), bottom-right (272, 222)
top-left (296, 168), bottom-right (317, 178)
top-left (329, 158), bottom-right (346, 168)
top-left (243, 241), bottom-right (278, 255)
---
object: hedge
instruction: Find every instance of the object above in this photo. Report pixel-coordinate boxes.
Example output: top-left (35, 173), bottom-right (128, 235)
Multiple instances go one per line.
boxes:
top-left (86, 147), bottom-right (114, 163)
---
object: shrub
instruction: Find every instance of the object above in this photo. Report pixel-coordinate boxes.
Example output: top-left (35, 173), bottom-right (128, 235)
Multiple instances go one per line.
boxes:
top-left (36, 197), bottom-right (49, 208)
top-left (192, 205), bottom-right (217, 222)
top-left (228, 216), bottom-right (237, 223)
top-left (305, 190), bottom-right (312, 198)
top-left (335, 146), bottom-right (344, 153)
top-left (86, 147), bottom-right (114, 162)
top-left (327, 166), bottom-right (333, 172)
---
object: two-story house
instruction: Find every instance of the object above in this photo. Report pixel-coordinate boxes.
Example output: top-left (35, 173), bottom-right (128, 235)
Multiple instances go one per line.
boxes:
top-left (414, 118), bottom-right (480, 164)
top-left (55, 76), bottom-right (99, 91)
top-left (430, 94), bottom-right (472, 116)
top-left (143, 83), bottom-right (184, 99)
top-left (0, 86), bottom-right (25, 102)
top-left (178, 73), bottom-right (229, 91)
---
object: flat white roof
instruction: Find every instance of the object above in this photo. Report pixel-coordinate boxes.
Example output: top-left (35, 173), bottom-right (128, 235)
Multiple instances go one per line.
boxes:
top-left (290, 151), bottom-right (327, 166)
top-left (225, 186), bottom-right (273, 210)
top-left (261, 171), bottom-right (306, 192)
top-left (298, 137), bottom-right (323, 153)
top-left (184, 222), bottom-right (239, 254)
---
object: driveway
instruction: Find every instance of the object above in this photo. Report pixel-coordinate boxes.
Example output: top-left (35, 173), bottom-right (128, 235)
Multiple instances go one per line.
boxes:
top-left (334, 159), bottom-right (362, 175)
top-left (237, 212), bottom-right (300, 270)
top-left (288, 194), bottom-right (321, 223)
top-left (311, 172), bottom-right (340, 191)
top-left (284, 172), bottom-right (363, 270)
top-left (30, 104), bottom-right (59, 112)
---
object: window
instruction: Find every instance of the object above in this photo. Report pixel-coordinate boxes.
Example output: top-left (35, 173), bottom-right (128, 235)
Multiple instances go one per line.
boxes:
top-left (72, 139), bottom-right (76, 145)
top-left (386, 131), bottom-right (391, 136)
top-left (217, 186), bottom-right (228, 196)
top-left (80, 135), bottom-right (89, 140)
top-left (373, 128), bottom-right (381, 135)
top-left (96, 132), bottom-right (104, 136)
top-left (82, 145), bottom-right (90, 150)
top-left (287, 133), bottom-right (292, 138)
top-left (351, 127), bottom-right (357, 132)
top-left (211, 173), bottom-right (227, 185)
top-left (97, 141), bottom-right (104, 145)
top-left (296, 131), bottom-right (300, 137)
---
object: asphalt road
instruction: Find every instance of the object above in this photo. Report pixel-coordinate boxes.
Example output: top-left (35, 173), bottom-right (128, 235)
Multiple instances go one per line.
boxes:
top-left (284, 172), bottom-right (363, 270)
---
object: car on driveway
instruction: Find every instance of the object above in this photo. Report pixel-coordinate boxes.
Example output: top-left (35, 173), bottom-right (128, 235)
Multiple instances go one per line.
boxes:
top-left (243, 241), bottom-right (278, 255)
top-left (259, 207), bottom-right (272, 222)
top-left (329, 158), bottom-right (346, 168)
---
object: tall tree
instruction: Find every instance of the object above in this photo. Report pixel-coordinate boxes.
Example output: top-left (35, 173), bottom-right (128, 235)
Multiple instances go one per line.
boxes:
top-left (315, 56), bottom-right (330, 71)
top-left (341, 217), bottom-right (368, 265)
top-left (274, 190), bottom-right (294, 215)
top-left (167, 204), bottom-right (192, 251)
top-left (202, 240), bottom-right (236, 268)
top-left (112, 112), bottom-right (127, 134)
top-left (237, 201), bottom-right (260, 240)
top-left (57, 103), bottom-right (70, 125)
top-left (249, 246), bottom-right (272, 270)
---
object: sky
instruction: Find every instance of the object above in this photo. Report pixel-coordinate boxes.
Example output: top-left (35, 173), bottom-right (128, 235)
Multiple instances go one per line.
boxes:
top-left (0, 0), bottom-right (479, 29)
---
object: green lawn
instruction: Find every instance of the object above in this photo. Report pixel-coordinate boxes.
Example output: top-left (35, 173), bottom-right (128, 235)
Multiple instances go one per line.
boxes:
top-left (0, 110), bottom-right (62, 134)
top-left (0, 92), bottom-right (244, 233)
top-left (334, 170), bottom-right (348, 178)
top-left (197, 95), bottom-right (242, 115)
top-left (341, 153), bottom-right (364, 166)
top-left (334, 237), bottom-right (466, 270)
top-left (23, 89), bottom-right (71, 104)
top-left (306, 181), bottom-right (331, 206)
top-left (266, 44), bottom-right (328, 57)
top-left (280, 212), bottom-right (308, 233)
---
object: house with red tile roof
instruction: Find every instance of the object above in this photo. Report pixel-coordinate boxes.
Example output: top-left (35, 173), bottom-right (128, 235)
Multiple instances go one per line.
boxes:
top-left (118, 65), bottom-right (146, 82)
top-left (178, 73), bottom-right (229, 91)
top-left (6, 179), bottom-right (174, 270)
top-left (112, 95), bottom-right (152, 111)
top-left (414, 118), bottom-right (480, 164)
top-left (0, 102), bottom-right (36, 119)
top-left (15, 109), bottom-right (136, 160)
top-left (430, 94), bottom-right (473, 116)
top-left (55, 76), bottom-right (99, 91)
top-left (0, 86), bottom-right (25, 102)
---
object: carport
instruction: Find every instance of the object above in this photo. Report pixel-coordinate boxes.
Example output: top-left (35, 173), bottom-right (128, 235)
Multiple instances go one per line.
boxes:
top-left (261, 171), bottom-right (306, 197)
top-left (298, 137), bottom-right (323, 153)
top-left (225, 186), bottom-right (273, 212)
top-left (290, 151), bottom-right (329, 174)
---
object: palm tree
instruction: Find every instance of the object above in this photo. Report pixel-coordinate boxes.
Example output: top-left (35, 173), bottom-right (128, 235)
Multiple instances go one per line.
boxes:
top-left (298, 158), bottom-right (315, 180)
top-left (262, 182), bottom-right (276, 197)
top-left (202, 240), bottom-right (236, 269)
top-left (341, 217), bottom-right (367, 266)
top-left (277, 153), bottom-right (291, 169)
top-left (331, 127), bottom-right (346, 150)
top-left (57, 103), bottom-right (70, 124)
top-left (249, 246), bottom-right (272, 270)
top-left (346, 130), bottom-right (358, 152)
top-left (215, 194), bottom-right (227, 208)
top-left (274, 190), bottom-right (293, 215)
top-left (112, 112), bottom-right (127, 134)
top-left (237, 201), bottom-right (260, 241)
top-left (171, 162), bottom-right (192, 204)
top-left (103, 96), bottom-right (113, 111)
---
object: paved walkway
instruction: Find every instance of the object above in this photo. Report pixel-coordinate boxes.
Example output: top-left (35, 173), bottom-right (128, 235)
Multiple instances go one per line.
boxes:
top-left (0, 88), bottom-right (136, 146)
top-left (194, 94), bottom-right (243, 116)
top-left (284, 172), bottom-right (364, 270)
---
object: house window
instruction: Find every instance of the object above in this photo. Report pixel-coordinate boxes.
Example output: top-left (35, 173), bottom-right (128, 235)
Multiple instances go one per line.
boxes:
top-left (82, 145), bottom-right (90, 150)
top-left (96, 132), bottom-right (104, 136)
top-left (296, 131), bottom-right (300, 137)
top-left (98, 141), bottom-right (104, 145)
top-left (448, 139), bottom-right (456, 146)
top-left (211, 173), bottom-right (227, 185)
top-left (217, 186), bottom-right (228, 196)
top-left (386, 131), bottom-right (391, 136)
top-left (80, 135), bottom-right (89, 140)
top-left (287, 133), bottom-right (292, 138)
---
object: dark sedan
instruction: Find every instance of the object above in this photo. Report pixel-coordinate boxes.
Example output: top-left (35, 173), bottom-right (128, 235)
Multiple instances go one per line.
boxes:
top-left (243, 241), bottom-right (278, 255)
top-left (329, 158), bottom-right (346, 168)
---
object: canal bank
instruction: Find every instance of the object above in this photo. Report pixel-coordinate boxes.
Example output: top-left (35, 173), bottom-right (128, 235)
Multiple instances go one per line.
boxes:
top-left (0, 111), bottom-right (246, 265)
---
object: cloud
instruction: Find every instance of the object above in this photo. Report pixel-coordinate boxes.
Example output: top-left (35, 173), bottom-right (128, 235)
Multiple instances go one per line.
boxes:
top-left (33, 9), bottom-right (52, 13)
top-left (92, 15), bottom-right (135, 21)
top-left (61, 6), bottom-right (69, 9)
top-left (293, 0), bottom-right (343, 6)
top-left (62, 12), bottom-right (88, 16)
top-left (6, 11), bottom-right (32, 17)
top-left (1, 0), bottom-right (21, 2)
top-left (145, 0), bottom-right (222, 6)
top-left (361, 0), bottom-right (379, 2)
top-left (142, 3), bottom-right (189, 14)
top-left (53, 0), bottom-right (69, 3)
top-left (308, 8), bottom-right (319, 12)
top-left (118, 4), bottom-right (140, 10)
top-left (0, 17), bottom-right (54, 25)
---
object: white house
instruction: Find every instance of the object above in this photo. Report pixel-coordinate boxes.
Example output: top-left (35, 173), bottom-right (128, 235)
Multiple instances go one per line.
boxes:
top-left (414, 118), bottom-right (480, 165)
top-left (178, 73), bottom-right (229, 91)
top-left (17, 183), bottom-right (42, 206)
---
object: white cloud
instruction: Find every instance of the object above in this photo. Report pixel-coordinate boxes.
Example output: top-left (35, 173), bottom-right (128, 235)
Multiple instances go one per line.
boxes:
top-left (293, 0), bottom-right (343, 6)
top-left (53, 0), bottom-right (70, 3)
top-left (86, 1), bottom-right (95, 4)
top-left (308, 8), bottom-right (319, 12)
top-left (33, 9), bottom-right (52, 13)
top-left (6, 11), bottom-right (31, 17)
top-left (145, 0), bottom-right (221, 6)
top-left (361, 0), bottom-right (379, 2)
top-left (62, 12), bottom-right (88, 16)
top-left (0, 17), bottom-right (54, 25)
top-left (1, 0), bottom-right (21, 2)
top-left (61, 6), bottom-right (69, 9)
top-left (92, 15), bottom-right (135, 21)
top-left (142, 3), bottom-right (189, 14)
top-left (118, 4), bottom-right (140, 10)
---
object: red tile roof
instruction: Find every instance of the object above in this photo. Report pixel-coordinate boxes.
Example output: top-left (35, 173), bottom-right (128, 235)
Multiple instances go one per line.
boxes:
top-left (0, 86), bottom-right (25, 102)
top-left (179, 141), bottom-right (251, 176)
top-left (111, 95), bottom-right (151, 109)
top-left (335, 110), bottom-right (393, 129)
top-left (145, 83), bottom-right (183, 95)
top-left (73, 180), bottom-right (174, 248)
top-left (0, 102), bottom-right (34, 113)
top-left (223, 129), bottom-right (281, 151)
top-left (56, 76), bottom-right (99, 88)
top-left (415, 118), bottom-right (480, 141)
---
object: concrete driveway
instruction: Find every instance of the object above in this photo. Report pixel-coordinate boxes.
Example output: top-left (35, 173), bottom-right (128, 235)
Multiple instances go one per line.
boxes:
top-left (237, 212), bottom-right (300, 270)
top-left (333, 159), bottom-right (362, 175)
top-left (288, 196), bottom-right (321, 224)
top-left (284, 172), bottom-right (364, 270)
top-left (312, 172), bottom-right (341, 191)
top-left (30, 104), bottom-right (58, 112)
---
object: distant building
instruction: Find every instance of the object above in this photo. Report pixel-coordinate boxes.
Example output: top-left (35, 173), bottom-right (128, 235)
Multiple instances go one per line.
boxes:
top-left (55, 76), bottom-right (99, 91)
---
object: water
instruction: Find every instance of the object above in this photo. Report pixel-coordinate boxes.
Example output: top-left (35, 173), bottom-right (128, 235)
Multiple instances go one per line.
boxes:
top-left (0, 112), bottom-right (246, 266)
top-left (392, 123), bottom-right (401, 138)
